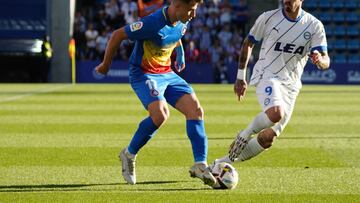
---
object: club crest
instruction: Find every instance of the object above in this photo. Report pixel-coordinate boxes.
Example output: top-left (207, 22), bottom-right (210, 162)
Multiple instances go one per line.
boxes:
top-left (303, 31), bottom-right (311, 40)
top-left (130, 22), bottom-right (143, 32)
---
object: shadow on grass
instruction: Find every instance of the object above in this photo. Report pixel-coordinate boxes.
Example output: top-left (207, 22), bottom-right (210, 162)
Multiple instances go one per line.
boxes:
top-left (136, 180), bottom-right (192, 185)
top-left (0, 180), bottom-right (209, 193)
top-left (0, 182), bottom-right (119, 192)
top-left (142, 136), bottom-right (360, 141)
top-left (209, 136), bottom-right (360, 140)
top-left (133, 188), bottom-right (210, 191)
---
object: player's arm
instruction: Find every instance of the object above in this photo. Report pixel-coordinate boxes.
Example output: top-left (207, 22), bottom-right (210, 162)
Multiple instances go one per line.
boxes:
top-left (238, 37), bottom-right (255, 75)
top-left (174, 40), bottom-right (185, 72)
top-left (95, 17), bottom-right (155, 75)
top-left (309, 20), bottom-right (330, 71)
top-left (95, 27), bottom-right (128, 74)
top-left (234, 37), bottom-right (255, 101)
top-left (234, 12), bottom-right (265, 101)
top-left (309, 50), bottom-right (330, 70)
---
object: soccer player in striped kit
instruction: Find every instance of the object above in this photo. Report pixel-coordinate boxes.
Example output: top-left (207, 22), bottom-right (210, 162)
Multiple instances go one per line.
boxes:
top-left (213, 0), bottom-right (330, 165)
top-left (95, 0), bottom-right (216, 186)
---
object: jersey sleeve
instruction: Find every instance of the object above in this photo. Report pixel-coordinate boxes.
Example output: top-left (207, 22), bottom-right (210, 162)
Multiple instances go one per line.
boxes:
top-left (248, 12), bottom-right (267, 44)
top-left (124, 16), bottom-right (157, 41)
top-left (310, 20), bottom-right (328, 53)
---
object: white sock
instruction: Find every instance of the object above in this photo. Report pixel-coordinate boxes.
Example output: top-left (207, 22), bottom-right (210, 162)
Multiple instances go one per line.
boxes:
top-left (195, 161), bottom-right (207, 165)
top-left (237, 137), bottom-right (265, 162)
top-left (125, 148), bottom-right (136, 159)
top-left (239, 112), bottom-right (274, 140)
top-left (215, 155), bottom-right (233, 164)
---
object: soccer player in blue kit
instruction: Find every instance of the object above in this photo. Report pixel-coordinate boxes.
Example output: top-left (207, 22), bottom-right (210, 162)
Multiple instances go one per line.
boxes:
top-left (95, 0), bottom-right (216, 186)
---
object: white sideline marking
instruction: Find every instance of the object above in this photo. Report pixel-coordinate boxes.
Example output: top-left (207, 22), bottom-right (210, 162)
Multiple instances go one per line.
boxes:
top-left (0, 85), bottom-right (71, 103)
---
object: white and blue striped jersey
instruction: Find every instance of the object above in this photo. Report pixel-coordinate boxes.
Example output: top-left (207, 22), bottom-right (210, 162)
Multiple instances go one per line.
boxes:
top-left (248, 8), bottom-right (328, 89)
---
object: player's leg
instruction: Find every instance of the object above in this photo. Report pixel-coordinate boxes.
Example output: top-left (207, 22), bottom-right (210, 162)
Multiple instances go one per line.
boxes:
top-left (241, 79), bottom-right (285, 138)
top-left (226, 106), bottom-right (282, 160)
top-left (216, 106), bottom-right (281, 164)
top-left (125, 100), bottom-right (169, 155)
top-left (215, 79), bottom-right (285, 164)
top-left (217, 83), bottom-right (298, 164)
top-left (165, 73), bottom-right (216, 186)
top-left (175, 93), bottom-right (206, 162)
top-left (235, 128), bottom-right (275, 161)
top-left (176, 94), bottom-right (210, 165)
top-left (227, 79), bottom-right (284, 160)
top-left (238, 107), bottom-right (280, 140)
top-left (234, 106), bottom-right (294, 162)
top-left (175, 93), bottom-right (216, 186)
top-left (120, 75), bottom-right (168, 184)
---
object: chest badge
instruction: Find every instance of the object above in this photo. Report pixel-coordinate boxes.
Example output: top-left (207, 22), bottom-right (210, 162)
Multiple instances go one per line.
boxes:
top-left (130, 22), bottom-right (143, 32)
top-left (303, 31), bottom-right (311, 40)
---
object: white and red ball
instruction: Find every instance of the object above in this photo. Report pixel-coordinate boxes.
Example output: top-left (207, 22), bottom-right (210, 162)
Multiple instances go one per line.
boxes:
top-left (211, 162), bottom-right (239, 190)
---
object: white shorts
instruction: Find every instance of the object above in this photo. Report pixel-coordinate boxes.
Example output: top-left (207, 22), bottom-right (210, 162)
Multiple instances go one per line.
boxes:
top-left (255, 79), bottom-right (299, 136)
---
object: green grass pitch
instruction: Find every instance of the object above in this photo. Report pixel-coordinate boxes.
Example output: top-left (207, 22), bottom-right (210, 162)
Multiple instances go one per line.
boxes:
top-left (0, 84), bottom-right (359, 202)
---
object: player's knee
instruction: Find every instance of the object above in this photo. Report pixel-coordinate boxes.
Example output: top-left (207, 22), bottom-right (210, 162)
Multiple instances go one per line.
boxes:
top-left (269, 112), bottom-right (282, 123)
top-left (189, 105), bottom-right (204, 120)
top-left (195, 106), bottom-right (204, 119)
top-left (266, 107), bottom-right (284, 123)
top-left (184, 105), bottom-right (204, 120)
top-left (150, 110), bottom-right (169, 127)
top-left (257, 129), bottom-right (277, 149)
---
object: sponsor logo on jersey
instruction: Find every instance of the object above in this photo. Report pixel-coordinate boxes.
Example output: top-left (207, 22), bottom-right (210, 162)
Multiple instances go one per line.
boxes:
top-left (303, 31), bottom-right (311, 40)
top-left (130, 21), bottom-right (143, 32)
top-left (272, 27), bottom-right (279, 33)
top-left (274, 42), bottom-right (305, 55)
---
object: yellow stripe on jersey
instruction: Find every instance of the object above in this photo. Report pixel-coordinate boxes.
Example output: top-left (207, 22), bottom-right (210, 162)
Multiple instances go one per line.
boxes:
top-left (142, 40), bottom-right (176, 71)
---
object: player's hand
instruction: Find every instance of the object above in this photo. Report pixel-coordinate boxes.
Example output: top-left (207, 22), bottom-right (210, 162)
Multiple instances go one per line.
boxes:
top-left (93, 62), bottom-right (109, 79)
top-left (174, 61), bottom-right (185, 72)
top-left (95, 62), bottom-right (110, 75)
top-left (309, 50), bottom-right (322, 66)
top-left (175, 47), bottom-right (186, 72)
top-left (234, 79), bottom-right (247, 101)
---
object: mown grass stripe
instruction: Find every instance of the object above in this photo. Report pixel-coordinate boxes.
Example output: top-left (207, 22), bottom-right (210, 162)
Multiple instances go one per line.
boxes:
top-left (0, 84), bottom-right (359, 202)
top-left (0, 166), bottom-right (359, 194)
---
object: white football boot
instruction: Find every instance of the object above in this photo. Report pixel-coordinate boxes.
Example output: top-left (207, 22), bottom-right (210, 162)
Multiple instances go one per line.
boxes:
top-left (228, 131), bottom-right (248, 162)
top-left (189, 163), bottom-right (217, 187)
top-left (119, 148), bottom-right (136, 184)
top-left (208, 159), bottom-right (219, 171)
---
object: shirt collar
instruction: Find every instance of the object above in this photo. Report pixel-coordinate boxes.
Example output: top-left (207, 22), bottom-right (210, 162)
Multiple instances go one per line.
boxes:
top-left (282, 8), bottom-right (304, 22)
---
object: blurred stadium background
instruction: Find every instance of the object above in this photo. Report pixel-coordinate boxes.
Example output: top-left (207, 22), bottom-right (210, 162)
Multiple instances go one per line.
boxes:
top-left (0, 0), bottom-right (359, 84)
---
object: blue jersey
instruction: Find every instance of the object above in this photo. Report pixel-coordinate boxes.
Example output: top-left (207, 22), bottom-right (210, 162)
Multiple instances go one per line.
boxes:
top-left (124, 7), bottom-right (188, 79)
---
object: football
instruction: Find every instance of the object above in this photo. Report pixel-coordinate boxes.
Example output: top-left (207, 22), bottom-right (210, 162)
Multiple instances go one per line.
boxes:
top-left (211, 162), bottom-right (239, 190)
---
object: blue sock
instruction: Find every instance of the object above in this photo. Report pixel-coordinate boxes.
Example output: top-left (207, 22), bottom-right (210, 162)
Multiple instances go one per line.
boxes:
top-left (186, 120), bottom-right (207, 163)
top-left (127, 117), bottom-right (158, 155)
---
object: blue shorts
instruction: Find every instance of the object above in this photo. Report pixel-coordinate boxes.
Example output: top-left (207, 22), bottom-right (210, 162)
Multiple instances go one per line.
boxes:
top-left (130, 72), bottom-right (194, 109)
